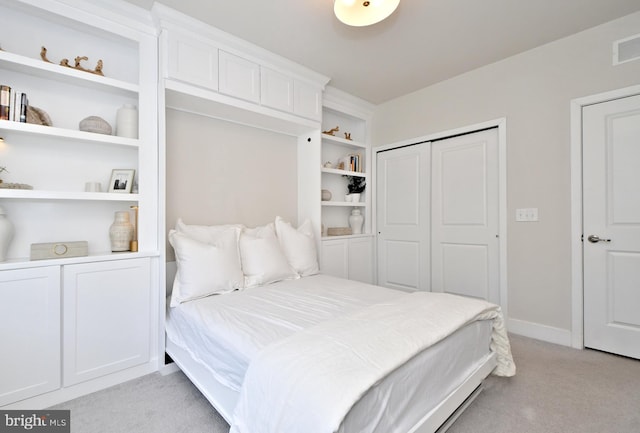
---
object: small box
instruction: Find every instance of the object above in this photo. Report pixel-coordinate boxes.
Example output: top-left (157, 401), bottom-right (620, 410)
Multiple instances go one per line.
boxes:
top-left (30, 241), bottom-right (89, 260)
top-left (327, 227), bottom-right (352, 236)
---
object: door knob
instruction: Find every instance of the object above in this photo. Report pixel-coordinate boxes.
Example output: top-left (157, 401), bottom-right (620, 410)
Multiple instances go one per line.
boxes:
top-left (587, 235), bottom-right (611, 243)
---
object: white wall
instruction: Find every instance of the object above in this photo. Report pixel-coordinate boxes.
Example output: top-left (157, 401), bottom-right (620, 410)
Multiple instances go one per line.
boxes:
top-left (165, 108), bottom-right (298, 260)
top-left (372, 12), bottom-right (640, 342)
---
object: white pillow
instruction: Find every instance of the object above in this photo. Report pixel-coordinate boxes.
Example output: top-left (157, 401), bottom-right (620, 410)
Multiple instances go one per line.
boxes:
top-left (275, 216), bottom-right (319, 276)
top-left (169, 228), bottom-right (243, 306)
top-left (240, 222), bottom-right (299, 288)
top-left (175, 217), bottom-right (244, 244)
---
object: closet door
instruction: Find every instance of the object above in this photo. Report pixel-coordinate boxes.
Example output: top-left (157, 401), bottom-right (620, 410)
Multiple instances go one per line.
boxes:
top-left (376, 143), bottom-right (430, 291)
top-left (431, 129), bottom-right (499, 303)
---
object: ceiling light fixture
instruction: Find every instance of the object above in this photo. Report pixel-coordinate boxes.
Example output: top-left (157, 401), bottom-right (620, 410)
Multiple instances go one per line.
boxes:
top-left (334, 0), bottom-right (400, 27)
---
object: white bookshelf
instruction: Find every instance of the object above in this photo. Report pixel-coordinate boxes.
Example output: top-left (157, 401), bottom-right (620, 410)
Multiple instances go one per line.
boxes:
top-left (0, 0), bottom-right (159, 409)
top-left (320, 88), bottom-right (375, 284)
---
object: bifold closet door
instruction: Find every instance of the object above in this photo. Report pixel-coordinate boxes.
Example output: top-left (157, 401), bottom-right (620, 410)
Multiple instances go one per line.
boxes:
top-left (376, 143), bottom-right (430, 291)
top-left (430, 129), bottom-right (499, 303)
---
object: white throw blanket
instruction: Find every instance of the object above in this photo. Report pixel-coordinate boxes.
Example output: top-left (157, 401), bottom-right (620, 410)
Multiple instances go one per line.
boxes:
top-left (230, 292), bottom-right (516, 433)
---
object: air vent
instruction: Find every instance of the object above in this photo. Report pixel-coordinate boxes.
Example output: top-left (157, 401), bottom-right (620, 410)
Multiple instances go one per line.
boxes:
top-left (613, 33), bottom-right (640, 65)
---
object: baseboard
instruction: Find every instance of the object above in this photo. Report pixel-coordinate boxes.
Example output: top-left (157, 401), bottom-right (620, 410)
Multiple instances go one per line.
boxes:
top-left (2, 363), bottom-right (157, 410)
top-left (507, 318), bottom-right (572, 347)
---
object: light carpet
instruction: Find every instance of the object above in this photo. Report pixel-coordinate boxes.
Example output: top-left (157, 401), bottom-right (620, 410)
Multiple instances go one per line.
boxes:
top-left (51, 334), bottom-right (640, 433)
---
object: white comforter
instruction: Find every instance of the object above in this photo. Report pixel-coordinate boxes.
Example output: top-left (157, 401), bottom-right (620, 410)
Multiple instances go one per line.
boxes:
top-left (230, 291), bottom-right (515, 433)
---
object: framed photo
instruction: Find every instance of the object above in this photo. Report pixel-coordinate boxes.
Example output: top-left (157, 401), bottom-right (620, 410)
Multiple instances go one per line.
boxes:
top-left (108, 169), bottom-right (135, 193)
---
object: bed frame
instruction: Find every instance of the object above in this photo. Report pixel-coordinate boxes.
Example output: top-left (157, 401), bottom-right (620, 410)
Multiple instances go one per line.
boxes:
top-left (166, 336), bottom-right (497, 432)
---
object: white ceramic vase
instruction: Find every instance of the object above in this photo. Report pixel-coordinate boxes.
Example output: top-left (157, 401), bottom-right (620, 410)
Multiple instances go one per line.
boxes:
top-left (0, 206), bottom-right (14, 261)
top-left (109, 211), bottom-right (134, 252)
top-left (349, 208), bottom-right (364, 234)
top-left (116, 104), bottom-right (138, 139)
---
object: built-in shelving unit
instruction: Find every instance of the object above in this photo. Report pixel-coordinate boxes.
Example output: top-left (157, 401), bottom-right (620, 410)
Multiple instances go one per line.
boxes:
top-left (0, 0), bottom-right (158, 263)
top-left (319, 88), bottom-right (375, 283)
top-left (0, 0), bottom-right (159, 410)
top-left (320, 107), bottom-right (370, 237)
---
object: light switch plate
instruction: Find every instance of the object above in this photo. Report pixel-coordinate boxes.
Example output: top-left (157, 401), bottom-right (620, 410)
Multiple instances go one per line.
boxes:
top-left (516, 208), bottom-right (539, 222)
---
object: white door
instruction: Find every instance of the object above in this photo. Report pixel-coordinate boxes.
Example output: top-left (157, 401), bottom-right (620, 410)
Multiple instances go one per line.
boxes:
top-left (431, 129), bottom-right (500, 303)
top-left (583, 94), bottom-right (640, 359)
top-left (376, 143), bottom-right (430, 291)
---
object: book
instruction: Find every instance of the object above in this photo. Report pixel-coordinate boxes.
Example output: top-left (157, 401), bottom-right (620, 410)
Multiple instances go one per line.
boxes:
top-left (10, 90), bottom-right (20, 121)
top-left (19, 92), bottom-right (28, 123)
top-left (0, 85), bottom-right (10, 121)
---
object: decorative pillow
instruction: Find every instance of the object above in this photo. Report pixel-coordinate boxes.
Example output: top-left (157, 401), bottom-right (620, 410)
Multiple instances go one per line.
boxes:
top-left (239, 222), bottom-right (299, 288)
top-left (169, 228), bottom-right (243, 307)
top-left (175, 217), bottom-right (244, 244)
top-left (275, 216), bottom-right (319, 276)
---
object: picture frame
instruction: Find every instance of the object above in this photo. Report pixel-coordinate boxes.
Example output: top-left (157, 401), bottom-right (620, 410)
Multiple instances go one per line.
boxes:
top-left (108, 169), bottom-right (135, 193)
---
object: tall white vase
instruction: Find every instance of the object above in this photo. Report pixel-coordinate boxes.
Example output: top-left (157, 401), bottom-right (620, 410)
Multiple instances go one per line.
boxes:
top-left (349, 208), bottom-right (364, 235)
top-left (0, 206), bottom-right (14, 261)
top-left (116, 104), bottom-right (138, 139)
top-left (109, 211), bottom-right (134, 252)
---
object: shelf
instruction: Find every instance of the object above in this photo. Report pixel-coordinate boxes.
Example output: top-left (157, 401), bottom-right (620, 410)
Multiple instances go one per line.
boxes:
top-left (0, 120), bottom-right (140, 147)
top-left (0, 50), bottom-right (138, 96)
top-left (321, 133), bottom-right (366, 149)
top-left (0, 250), bottom-right (160, 271)
top-left (0, 189), bottom-right (139, 201)
top-left (321, 201), bottom-right (366, 207)
top-left (321, 167), bottom-right (367, 177)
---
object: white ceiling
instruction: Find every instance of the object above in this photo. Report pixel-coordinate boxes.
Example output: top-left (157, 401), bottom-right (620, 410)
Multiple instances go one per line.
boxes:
top-left (124, 0), bottom-right (640, 104)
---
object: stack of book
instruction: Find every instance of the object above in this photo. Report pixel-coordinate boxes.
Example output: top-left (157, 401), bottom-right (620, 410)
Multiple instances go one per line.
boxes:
top-left (0, 85), bottom-right (28, 122)
top-left (348, 153), bottom-right (363, 172)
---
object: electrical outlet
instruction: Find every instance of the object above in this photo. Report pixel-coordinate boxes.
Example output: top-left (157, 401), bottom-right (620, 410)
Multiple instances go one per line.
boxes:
top-left (516, 208), bottom-right (539, 222)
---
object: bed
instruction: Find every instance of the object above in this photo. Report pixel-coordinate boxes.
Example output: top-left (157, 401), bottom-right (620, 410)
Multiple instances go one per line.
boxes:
top-left (165, 217), bottom-right (515, 433)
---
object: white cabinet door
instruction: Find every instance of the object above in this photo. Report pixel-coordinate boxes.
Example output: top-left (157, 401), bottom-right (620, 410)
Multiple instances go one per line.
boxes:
top-left (294, 80), bottom-right (322, 121)
top-left (321, 237), bottom-right (373, 283)
top-left (261, 67), bottom-right (294, 113)
top-left (347, 237), bottom-right (373, 284)
top-left (165, 29), bottom-right (219, 91)
top-left (218, 51), bottom-right (260, 103)
top-left (321, 239), bottom-right (348, 278)
top-left (63, 258), bottom-right (151, 386)
top-left (0, 267), bottom-right (60, 406)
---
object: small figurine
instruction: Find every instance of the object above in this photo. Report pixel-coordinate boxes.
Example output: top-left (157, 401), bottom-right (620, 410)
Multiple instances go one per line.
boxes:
top-left (40, 46), bottom-right (52, 63)
top-left (74, 55), bottom-right (89, 70)
top-left (93, 59), bottom-right (104, 76)
top-left (323, 126), bottom-right (339, 136)
top-left (344, 132), bottom-right (352, 140)
top-left (43, 47), bottom-right (105, 76)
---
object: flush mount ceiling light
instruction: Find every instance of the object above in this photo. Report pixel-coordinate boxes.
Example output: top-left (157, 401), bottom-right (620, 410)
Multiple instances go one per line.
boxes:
top-left (334, 0), bottom-right (400, 27)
